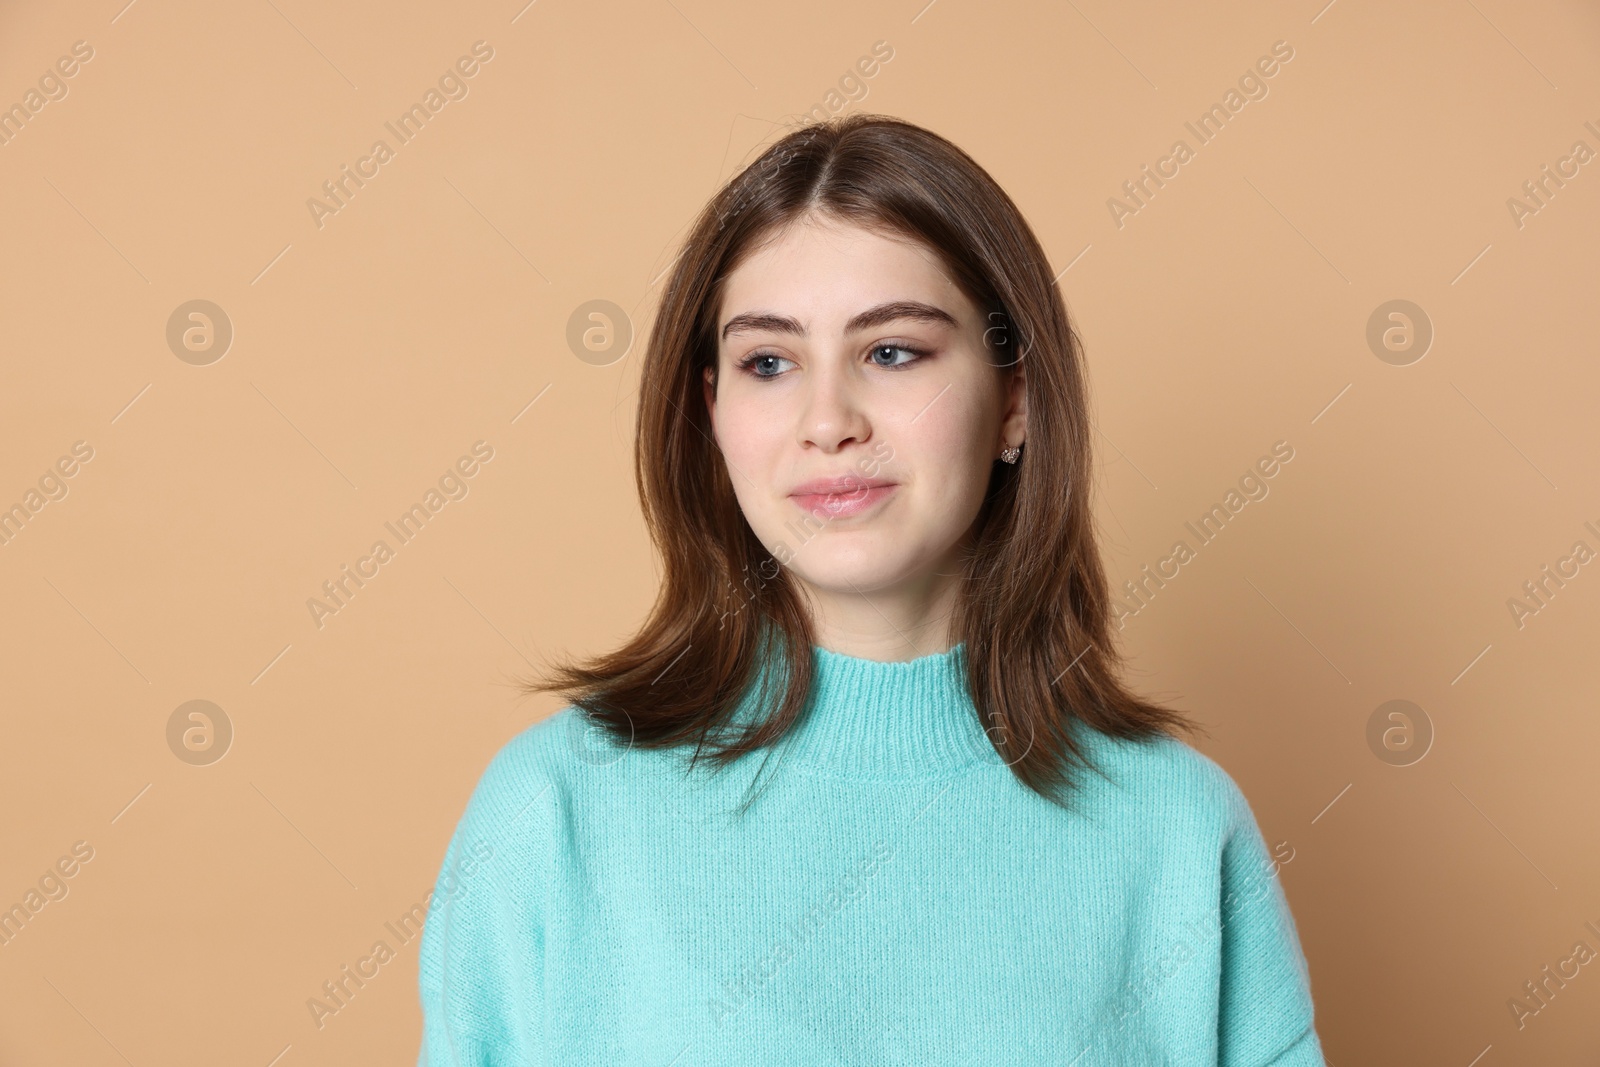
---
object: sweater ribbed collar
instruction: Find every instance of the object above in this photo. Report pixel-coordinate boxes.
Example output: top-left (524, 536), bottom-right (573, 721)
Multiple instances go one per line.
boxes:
top-left (751, 641), bottom-right (992, 780)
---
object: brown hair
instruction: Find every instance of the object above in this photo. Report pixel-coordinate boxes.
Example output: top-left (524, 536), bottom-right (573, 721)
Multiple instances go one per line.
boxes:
top-left (520, 113), bottom-right (1198, 807)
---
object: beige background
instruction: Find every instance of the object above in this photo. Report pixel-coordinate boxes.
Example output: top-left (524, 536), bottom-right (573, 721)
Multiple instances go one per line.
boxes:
top-left (2, 0), bottom-right (1598, 1062)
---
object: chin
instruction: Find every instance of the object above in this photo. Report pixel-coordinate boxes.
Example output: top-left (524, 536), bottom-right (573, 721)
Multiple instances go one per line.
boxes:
top-left (788, 547), bottom-right (913, 594)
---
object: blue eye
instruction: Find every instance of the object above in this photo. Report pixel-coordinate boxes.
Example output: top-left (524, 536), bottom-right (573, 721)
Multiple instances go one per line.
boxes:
top-left (869, 344), bottom-right (926, 368)
top-left (733, 343), bottom-right (930, 381)
top-left (736, 352), bottom-right (794, 378)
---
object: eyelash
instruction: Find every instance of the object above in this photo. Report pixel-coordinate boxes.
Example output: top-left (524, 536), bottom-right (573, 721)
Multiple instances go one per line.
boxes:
top-left (733, 343), bottom-right (931, 381)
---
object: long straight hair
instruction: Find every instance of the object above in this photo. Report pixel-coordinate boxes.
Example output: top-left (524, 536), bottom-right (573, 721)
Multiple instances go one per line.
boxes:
top-left (520, 113), bottom-right (1197, 806)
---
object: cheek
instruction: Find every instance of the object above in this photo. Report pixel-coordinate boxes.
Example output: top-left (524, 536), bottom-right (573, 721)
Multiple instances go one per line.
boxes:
top-left (715, 396), bottom-right (784, 462)
top-left (714, 403), bottom-right (789, 522)
top-left (898, 407), bottom-right (993, 528)
top-left (903, 401), bottom-right (989, 482)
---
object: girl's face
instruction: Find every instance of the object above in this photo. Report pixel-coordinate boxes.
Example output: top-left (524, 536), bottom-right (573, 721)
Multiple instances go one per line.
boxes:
top-left (704, 213), bottom-right (1027, 615)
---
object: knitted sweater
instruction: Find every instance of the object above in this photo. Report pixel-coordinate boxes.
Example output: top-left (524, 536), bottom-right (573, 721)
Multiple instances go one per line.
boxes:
top-left (416, 642), bottom-right (1326, 1065)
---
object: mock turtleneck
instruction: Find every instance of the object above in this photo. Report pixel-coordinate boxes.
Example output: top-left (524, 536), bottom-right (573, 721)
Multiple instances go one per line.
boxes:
top-left (418, 640), bottom-right (1328, 1065)
top-left (767, 641), bottom-right (994, 780)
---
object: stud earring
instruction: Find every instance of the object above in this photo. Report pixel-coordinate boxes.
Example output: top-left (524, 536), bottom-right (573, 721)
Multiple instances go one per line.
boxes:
top-left (1000, 444), bottom-right (1022, 464)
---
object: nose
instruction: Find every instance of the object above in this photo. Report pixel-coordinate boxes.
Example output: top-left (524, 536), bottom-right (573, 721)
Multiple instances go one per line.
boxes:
top-left (796, 355), bottom-right (872, 454)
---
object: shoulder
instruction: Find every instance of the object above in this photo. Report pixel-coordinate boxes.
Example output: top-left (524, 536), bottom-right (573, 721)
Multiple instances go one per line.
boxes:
top-left (450, 706), bottom-right (599, 850)
top-left (1071, 727), bottom-right (1255, 836)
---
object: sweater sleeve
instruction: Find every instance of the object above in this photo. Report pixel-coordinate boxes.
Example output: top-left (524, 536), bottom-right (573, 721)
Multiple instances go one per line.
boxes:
top-left (416, 741), bottom-right (555, 1067)
top-left (1215, 774), bottom-right (1327, 1067)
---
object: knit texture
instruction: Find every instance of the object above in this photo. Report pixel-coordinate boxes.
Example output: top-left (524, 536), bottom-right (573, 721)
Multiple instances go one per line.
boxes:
top-left (416, 642), bottom-right (1326, 1065)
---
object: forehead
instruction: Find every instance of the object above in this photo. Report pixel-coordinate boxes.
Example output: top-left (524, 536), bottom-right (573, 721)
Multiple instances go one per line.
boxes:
top-left (716, 216), bottom-right (972, 332)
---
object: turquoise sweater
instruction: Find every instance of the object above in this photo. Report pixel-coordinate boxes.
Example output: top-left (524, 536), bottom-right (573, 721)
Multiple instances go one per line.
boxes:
top-left (417, 642), bottom-right (1326, 1065)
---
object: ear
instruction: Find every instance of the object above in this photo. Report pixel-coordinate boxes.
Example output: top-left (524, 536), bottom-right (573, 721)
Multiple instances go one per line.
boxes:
top-left (702, 365), bottom-right (718, 435)
top-left (1000, 357), bottom-right (1027, 451)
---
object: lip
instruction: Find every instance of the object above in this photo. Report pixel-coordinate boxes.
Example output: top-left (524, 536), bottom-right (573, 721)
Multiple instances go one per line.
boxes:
top-left (788, 477), bottom-right (899, 518)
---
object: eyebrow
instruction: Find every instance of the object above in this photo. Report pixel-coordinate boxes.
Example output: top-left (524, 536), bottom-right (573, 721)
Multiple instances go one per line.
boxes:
top-left (719, 300), bottom-right (960, 342)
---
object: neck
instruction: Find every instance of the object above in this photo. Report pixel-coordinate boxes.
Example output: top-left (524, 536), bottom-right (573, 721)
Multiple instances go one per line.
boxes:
top-left (793, 550), bottom-right (966, 659)
top-left (799, 567), bottom-right (963, 662)
top-left (738, 640), bottom-right (993, 780)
